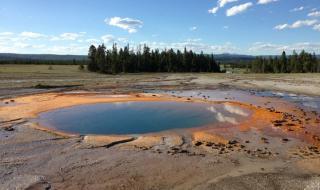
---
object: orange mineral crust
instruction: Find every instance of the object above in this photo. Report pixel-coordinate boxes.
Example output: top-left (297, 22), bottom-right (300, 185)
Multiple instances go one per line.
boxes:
top-left (0, 91), bottom-right (319, 147)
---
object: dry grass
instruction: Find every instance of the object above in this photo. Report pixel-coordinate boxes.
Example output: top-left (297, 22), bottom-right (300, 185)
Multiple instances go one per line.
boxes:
top-left (0, 64), bottom-right (320, 96)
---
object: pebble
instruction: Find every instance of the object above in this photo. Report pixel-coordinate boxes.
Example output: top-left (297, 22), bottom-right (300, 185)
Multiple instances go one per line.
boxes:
top-left (282, 138), bottom-right (289, 142)
top-left (205, 142), bottom-right (214, 147)
top-left (261, 137), bottom-right (269, 144)
top-left (4, 127), bottom-right (14, 131)
top-left (228, 140), bottom-right (239, 145)
top-left (194, 141), bottom-right (203, 146)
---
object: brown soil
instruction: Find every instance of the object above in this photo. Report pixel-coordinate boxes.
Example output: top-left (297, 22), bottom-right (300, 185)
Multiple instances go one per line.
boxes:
top-left (1, 89), bottom-right (320, 190)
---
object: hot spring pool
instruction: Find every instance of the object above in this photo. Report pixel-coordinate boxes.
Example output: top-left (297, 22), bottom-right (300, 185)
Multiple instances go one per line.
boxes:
top-left (36, 101), bottom-right (250, 135)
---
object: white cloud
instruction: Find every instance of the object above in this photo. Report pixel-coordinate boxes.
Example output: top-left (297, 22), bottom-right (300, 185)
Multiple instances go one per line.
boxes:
top-left (60, 33), bottom-right (81, 40)
top-left (291, 20), bottom-right (318, 28)
top-left (257, 0), bottom-right (278, 5)
top-left (106, 17), bottom-right (143, 33)
top-left (224, 104), bottom-right (249, 117)
top-left (190, 26), bottom-right (197, 31)
top-left (86, 38), bottom-right (100, 44)
top-left (0, 32), bottom-right (17, 42)
top-left (291, 6), bottom-right (304, 12)
top-left (32, 44), bottom-right (46, 49)
top-left (186, 38), bottom-right (202, 42)
top-left (0, 41), bottom-right (46, 53)
top-left (274, 19), bottom-right (318, 30)
top-left (0, 31), bottom-right (88, 54)
top-left (45, 45), bottom-right (87, 54)
top-left (249, 42), bottom-right (320, 53)
top-left (226, 2), bottom-right (253, 16)
top-left (0, 30), bottom-right (132, 54)
top-left (207, 106), bottom-right (239, 125)
top-left (0, 32), bottom-right (14, 36)
top-left (117, 38), bottom-right (128, 43)
top-left (101, 34), bottom-right (115, 43)
top-left (216, 112), bottom-right (239, 124)
top-left (136, 40), bottom-right (237, 54)
top-left (13, 42), bottom-right (31, 48)
top-left (208, 0), bottom-right (239, 14)
top-left (207, 106), bottom-right (217, 113)
top-left (218, 0), bottom-right (238, 8)
top-left (20, 32), bottom-right (46, 39)
top-left (313, 24), bottom-right (320, 31)
top-left (60, 33), bottom-right (83, 40)
top-left (208, 6), bottom-right (219, 14)
top-left (308, 11), bottom-right (320, 17)
top-left (274, 24), bottom-right (289, 30)
top-left (248, 42), bottom-right (283, 52)
top-left (50, 32), bottom-right (85, 41)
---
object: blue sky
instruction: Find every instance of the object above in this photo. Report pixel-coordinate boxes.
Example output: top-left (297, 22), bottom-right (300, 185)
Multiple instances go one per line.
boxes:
top-left (0, 0), bottom-right (319, 55)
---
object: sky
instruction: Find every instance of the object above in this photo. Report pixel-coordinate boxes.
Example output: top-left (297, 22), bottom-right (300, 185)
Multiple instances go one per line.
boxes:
top-left (0, 0), bottom-right (319, 55)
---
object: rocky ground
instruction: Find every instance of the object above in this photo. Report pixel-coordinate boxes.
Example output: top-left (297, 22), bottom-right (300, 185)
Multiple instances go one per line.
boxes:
top-left (0, 72), bottom-right (320, 190)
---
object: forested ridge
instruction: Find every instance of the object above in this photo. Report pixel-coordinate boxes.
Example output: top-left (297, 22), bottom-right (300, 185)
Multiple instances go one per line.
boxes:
top-left (87, 44), bottom-right (221, 73)
top-left (0, 46), bottom-right (319, 74)
top-left (0, 53), bottom-right (87, 65)
top-left (251, 50), bottom-right (320, 73)
top-left (87, 44), bottom-right (319, 74)
top-left (0, 53), bottom-right (87, 61)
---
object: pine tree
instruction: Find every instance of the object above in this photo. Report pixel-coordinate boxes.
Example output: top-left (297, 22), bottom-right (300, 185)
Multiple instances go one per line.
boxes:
top-left (290, 51), bottom-right (298, 73)
top-left (111, 43), bottom-right (118, 74)
top-left (86, 44), bottom-right (226, 74)
top-left (96, 44), bottom-right (106, 72)
top-left (280, 51), bottom-right (287, 73)
top-left (251, 50), bottom-right (319, 73)
top-left (87, 45), bottom-right (98, 71)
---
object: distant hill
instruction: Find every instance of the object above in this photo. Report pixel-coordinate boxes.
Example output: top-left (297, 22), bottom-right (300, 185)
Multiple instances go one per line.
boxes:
top-left (213, 53), bottom-right (255, 63)
top-left (0, 53), bottom-right (318, 63)
top-left (0, 53), bottom-right (88, 61)
top-left (0, 53), bottom-right (254, 64)
top-left (215, 53), bottom-right (320, 64)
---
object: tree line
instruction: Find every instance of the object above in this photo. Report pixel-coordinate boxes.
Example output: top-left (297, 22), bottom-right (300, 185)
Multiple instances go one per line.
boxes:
top-left (251, 50), bottom-right (320, 73)
top-left (87, 44), bottom-right (221, 73)
top-left (0, 59), bottom-right (87, 65)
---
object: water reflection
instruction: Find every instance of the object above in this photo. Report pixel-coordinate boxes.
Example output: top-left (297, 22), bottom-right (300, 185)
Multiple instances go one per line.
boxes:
top-left (223, 104), bottom-right (249, 117)
top-left (207, 105), bottom-right (244, 125)
top-left (36, 101), bottom-right (251, 135)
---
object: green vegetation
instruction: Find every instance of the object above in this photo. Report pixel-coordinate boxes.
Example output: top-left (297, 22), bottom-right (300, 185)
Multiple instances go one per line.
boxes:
top-left (0, 53), bottom-right (87, 62)
top-left (87, 44), bottom-right (221, 74)
top-left (1, 49), bottom-right (319, 74)
top-left (0, 64), bottom-right (84, 74)
top-left (1, 64), bottom-right (320, 97)
top-left (251, 50), bottom-right (320, 73)
top-left (0, 64), bottom-right (104, 92)
top-left (0, 59), bottom-right (87, 65)
top-left (220, 62), bottom-right (250, 74)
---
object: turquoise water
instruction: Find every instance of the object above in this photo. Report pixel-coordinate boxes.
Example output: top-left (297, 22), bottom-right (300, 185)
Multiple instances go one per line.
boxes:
top-left (37, 101), bottom-right (234, 135)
